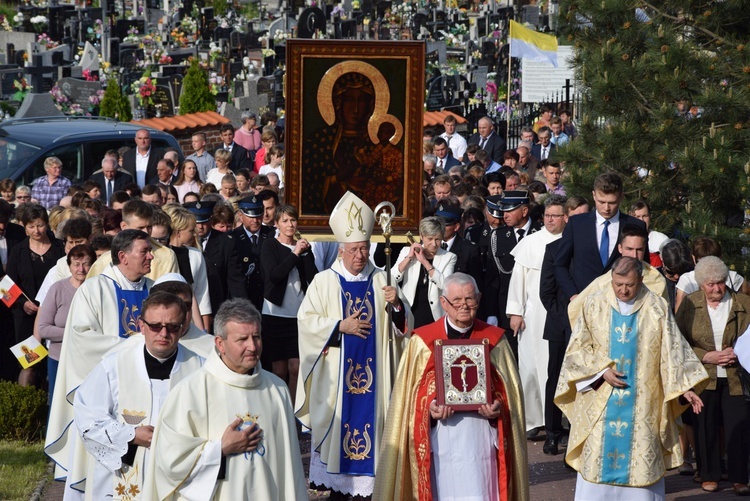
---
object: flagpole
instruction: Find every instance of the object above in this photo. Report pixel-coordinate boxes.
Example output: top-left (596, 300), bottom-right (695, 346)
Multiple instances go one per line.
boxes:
top-left (506, 35), bottom-right (512, 147)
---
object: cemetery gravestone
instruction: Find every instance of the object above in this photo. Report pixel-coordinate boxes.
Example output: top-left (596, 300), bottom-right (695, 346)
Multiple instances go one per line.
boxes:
top-left (58, 77), bottom-right (103, 109)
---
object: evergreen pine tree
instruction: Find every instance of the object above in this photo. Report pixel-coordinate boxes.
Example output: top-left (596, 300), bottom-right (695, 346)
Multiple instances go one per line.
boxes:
top-left (557, 1), bottom-right (750, 265)
top-left (179, 58), bottom-right (216, 115)
top-left (99, 77), bottom-right (132, 122)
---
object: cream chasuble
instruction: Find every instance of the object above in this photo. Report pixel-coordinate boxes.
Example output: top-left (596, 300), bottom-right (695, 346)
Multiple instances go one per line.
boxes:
top-left (296, 260), bottom-right (412, 495)
top-left (45, 265), bottom-right (153, 494)
top-left (555, 287), bottom-right (708, 491)
top-left (143, 350), bottom-right (307, 500)
top-left (73, 338), bottom-right (204, 500)
top-left (506, 227), bottom-right (561, 431)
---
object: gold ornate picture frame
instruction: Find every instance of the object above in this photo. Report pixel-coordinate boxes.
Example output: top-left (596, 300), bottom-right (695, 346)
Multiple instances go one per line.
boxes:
top-left (435, 338), bottom-right (492, 411)
top-left (285, 40), bottom-right (425, 233)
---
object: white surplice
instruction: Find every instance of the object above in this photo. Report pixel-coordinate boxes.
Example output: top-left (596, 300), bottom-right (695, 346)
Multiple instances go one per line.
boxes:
top-left (45, 265), bottom-right (153, 499)
top-left (73, 337), bottom-right (204, 500)
top-left (505, 227), bottom-right (561, 431)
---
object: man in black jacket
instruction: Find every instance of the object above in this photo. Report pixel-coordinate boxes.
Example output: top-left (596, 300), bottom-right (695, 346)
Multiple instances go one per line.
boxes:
top-left (90, 157), bottom-right (134, 206)
top-left (121, 129), bottom-right (164, 187)
top-left (186, 201), bottom-right (246, 332)
top-left (213, 124), bottom-right (250, 172)
top-left (230, 195), bottom-right (274, 310)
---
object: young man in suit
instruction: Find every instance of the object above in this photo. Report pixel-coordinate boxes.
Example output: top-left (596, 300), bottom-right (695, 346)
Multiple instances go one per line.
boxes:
top-left (121, 129), bottom-right (163, 187)
top-left (90, 157), bottom-right (133, 206)
top-left (230, 195), bottom-right (275, 310)
top-left (214, 124), bottom-right (250, 172)
top-left (432, 137), bottom-right (462, 172)
top-left (468, 116), bottom-right (506, 164)
top-left (553, 171), bottom-right (646, 304)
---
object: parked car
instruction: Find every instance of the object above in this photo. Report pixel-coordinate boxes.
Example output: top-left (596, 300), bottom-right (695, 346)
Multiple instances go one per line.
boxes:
top-left (0, 116), bottom-right (182, 185)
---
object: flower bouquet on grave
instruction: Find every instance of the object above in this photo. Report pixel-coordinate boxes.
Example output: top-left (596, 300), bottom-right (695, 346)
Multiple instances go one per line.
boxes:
top-left (123, 26), bottom-right (140, 44)
top-left (37, 33), bottom-right (58, 49)
top-left (86, 19), bottom-right (103, 43)
top-left (13, 13), bottom-right (24, 29)
top-left (1, 15), bottom-right (12, 32)
top-left (134, 76), bottom-right (156, 107)
top-left (30, 15), bottom-right (48, 34)
top-left (170, 28), bottom-right (188, 47)
top-left (12, 78), bottom-right (31, 101)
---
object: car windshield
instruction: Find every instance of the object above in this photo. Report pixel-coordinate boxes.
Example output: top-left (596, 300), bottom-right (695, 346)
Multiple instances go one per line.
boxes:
top-left (0, 138), bottom-right (41, 180)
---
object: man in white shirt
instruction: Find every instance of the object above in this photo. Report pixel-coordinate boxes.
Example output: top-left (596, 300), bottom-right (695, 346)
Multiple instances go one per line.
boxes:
top-left (440, 115), bottom-right (467, 162)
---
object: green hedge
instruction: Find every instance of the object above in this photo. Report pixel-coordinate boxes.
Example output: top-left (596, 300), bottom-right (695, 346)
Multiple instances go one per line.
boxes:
top-left (0, 381), bottom-right (47, 442)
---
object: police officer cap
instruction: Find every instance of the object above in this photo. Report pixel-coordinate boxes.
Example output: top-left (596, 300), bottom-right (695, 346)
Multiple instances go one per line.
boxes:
top-left (237, 195), bottom-right (264, 218)
top-left (434, 203), bottom-right (463, 224)
top-left (498, 190), bottom-right (531, 212)
top-left (183, 201), bottom-right (216, 223)
top-left (486, 195), bottom-right (504, 219)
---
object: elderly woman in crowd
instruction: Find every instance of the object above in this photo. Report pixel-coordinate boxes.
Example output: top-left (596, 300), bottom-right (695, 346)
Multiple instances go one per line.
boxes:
top-left (676, 256), bottom-right (750, 495)
top-left (37, 244), bottom-right (95, 406)
top-left (392, 216), bottom-right (456, 328)
top-left (6, 204), bottom-right (65, 386)
top-left (234, 110), bottom-right (262, 162)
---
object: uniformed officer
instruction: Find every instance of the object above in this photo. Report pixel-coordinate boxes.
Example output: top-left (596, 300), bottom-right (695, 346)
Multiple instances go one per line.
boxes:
top-left (481, 190), bottom-right (542, 358)
top-left (185, 200), bottom-right (246, 330)
top-left (230, 195), bottom-right (275, 310)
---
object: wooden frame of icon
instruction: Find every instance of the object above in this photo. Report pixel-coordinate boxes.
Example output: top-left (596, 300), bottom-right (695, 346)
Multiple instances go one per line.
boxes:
top-left (285, 39), bottom-right (425, 233)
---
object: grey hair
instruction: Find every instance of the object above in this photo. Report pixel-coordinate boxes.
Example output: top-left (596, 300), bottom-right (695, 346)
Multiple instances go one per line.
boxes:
top-left (419, 216), bottom-right (445, 239)
top-left (544, 194), bottom-right (567, 209)
top-left (101, 156), bottom-right (117, 168)
top-left (694, 255), bottom-right (729, 287)
top-left (423, 154), bottom-right (437, 167)
top-left (15, 185), bottom-right (31, 196)
top-left (443, 272), bottom-right (480, 296)
top-left (241, 111), bottom-right (257, 123)
top-left (612, 256), bottom-right (644, 277)
top-left (214, 298), bottom-right (262, 340)
top-left (111, 229), bottom-right (149, 265)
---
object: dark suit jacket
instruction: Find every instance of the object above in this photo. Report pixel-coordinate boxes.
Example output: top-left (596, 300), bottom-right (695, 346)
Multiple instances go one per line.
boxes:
top-left (468, 132), bottom-right (506, 164)
top-left (202, 230), bottom-right (247, 314)
top-left (122, 147), bottom-right (164, 185)
top-left (214, 144), bottom-right (250, 172)
top-left (0, 224), bottom-right (28, 277)
top-left (437, 155), bottom-right (462, 172)
top-left (531, 142), bottom-right (556, 161)
top-left (482, 220), bottom-right (543, 323)
top-left (539, 240), bottom-right (570, 344)
top-left (553, 211), bottom-right (646, 301)
top-left (90, 171), bottom-right (134, 202)
top-left (260, 237), bottom-right (318, 306)
top-left (231, 225), bottom-right (275, 310)
top-left (147, 174), bottom-right (178, 187)
top-left (448, 236), bottom-right (483, 294)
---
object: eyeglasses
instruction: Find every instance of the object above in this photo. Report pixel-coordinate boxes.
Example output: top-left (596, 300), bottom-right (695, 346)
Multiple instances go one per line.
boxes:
top-left (141, 320), bottom-right (183, 334)
top-left (152, 236), bottom-right (170, 245)
top-left (543, 213), bottom-right (565, 219)
top-left (343, 247), bottom-right (370, 256)
top-left (441, 296), bottom-right (479, 309)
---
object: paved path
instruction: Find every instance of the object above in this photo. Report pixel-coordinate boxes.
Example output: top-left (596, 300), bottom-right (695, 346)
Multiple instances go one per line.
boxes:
top-left (39, 431), bottom-right (734, 500)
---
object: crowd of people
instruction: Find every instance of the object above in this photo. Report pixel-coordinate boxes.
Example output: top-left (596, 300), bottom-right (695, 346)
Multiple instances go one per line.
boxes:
top-left (0, 105), bottom-right (746, 500)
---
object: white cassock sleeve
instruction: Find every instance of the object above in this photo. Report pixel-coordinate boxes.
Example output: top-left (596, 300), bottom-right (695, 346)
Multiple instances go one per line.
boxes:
top-left (73, 361), bottom-right (135, 473)
top-left (505, 261), bottom-right (529, 318)
top-left (189, 248), bottom-right (213, 316)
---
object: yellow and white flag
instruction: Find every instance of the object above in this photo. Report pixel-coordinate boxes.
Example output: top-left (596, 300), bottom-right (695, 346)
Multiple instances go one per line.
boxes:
top-left (509, 20), bottom-right (558, 67)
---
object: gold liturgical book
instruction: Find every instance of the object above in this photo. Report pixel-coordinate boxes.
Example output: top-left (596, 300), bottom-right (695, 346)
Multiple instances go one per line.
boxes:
top-left (435, 339), bottom-right (491, 411)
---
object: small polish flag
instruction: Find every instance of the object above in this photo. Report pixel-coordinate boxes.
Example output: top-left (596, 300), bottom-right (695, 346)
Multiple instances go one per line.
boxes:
top-left (0, 275), bottom-right (22, 307)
